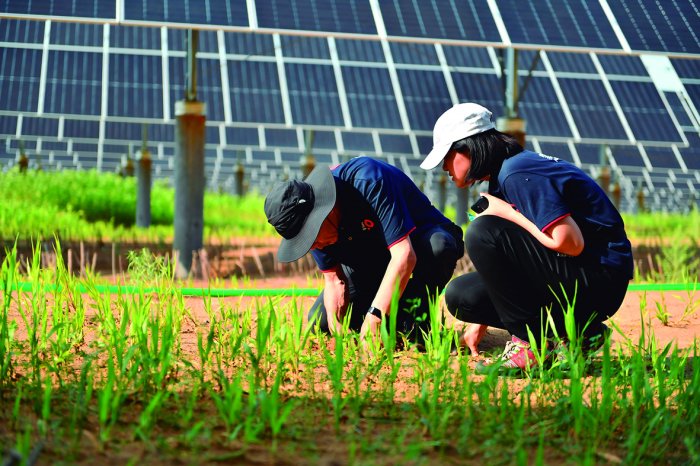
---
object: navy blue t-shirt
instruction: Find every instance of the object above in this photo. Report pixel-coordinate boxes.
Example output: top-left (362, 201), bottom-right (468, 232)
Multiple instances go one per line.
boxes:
top-left (493, 150), bottom-right (633, 278)
top-left (311, 157), bottom-right (451, 272)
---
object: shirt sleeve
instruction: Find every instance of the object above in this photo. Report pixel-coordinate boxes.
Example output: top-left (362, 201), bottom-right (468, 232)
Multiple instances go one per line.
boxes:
top-left (354, 177), bottom-right (415, 246)
top-left (501, 172), bottom-right (570, 232)
top-left (311, 248), bottom-right (337, 271)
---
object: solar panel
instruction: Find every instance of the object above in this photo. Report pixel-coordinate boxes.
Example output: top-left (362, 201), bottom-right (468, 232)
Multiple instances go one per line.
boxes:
top-left (225, 127), bottom-right (258, 146)
top-left (341, 131), bottom-right (374, 152)
top-left (643, 146), bottom-right (682, 170)
top-left (608, 0), bottom-right (700, 54)
top-left (21, 116), bottom-right (59, 137)
top-left (379, 133), bottom-right (412, 154)
top-left (517, 76), bottom-right (573, 138)
top-left (497, 0), bottom-right (620, 49)
top-left (110, 25), bottom-right (161, 50)
top-left (380, 0), bottom-right (500, 42)
top-left (390, 42), bottom-right (439, 65)
top-left (224, 32), bottom-right (276, 56)
top-left (341, 66), bottom-right (402, 129)
top-left (450, 71), bottom-right (502, 114)
top-left (0, 18), bottom-right (44, 43)
top-left (256, 0), bottom-right (375, 34)
top-left (280, 35), bottom-right (330, 59)
top-left (679, 133), bottom-right (700, 170)
top-left (0, 47), bottom-right (42, 112)
top-left (227, 60), bottom-right (284, 123)
top-left (546, 52), bottom-right (597, 74)
top-left (285, 63), bottom-right (344, 126)
top-left (46, 51), bottom-right (102, 116)
top-left (335, 38), bottom-right (384, 63)
top-left (124, 0), bottom-right (247, 27)
top-left (558, 78), bottom-right (629, 141)
top-left (596, 54), bottom-right (649, 76)
top-left (51, 21), bottom-right (102, 46)
top-left (110, 54), bottom-right (164, 119)
top-left (397, 69), bottom-right (452, 130)
top-left (64, 119), bottom-right (100, 138)
top-left (609, 80), bottom-right (684, 143)
top-left (441, 44), bottom-right (493, 68)
top-left (536, 142), bottom-right (576, 164)
top-left (683, 84), bottom-right (700, 114)
top-left (1, 5), bottom-right (698, 211)
top-left (265, 128), bottom-right (298, 149)
top-left (0, 0), bottom-right (116, 20)
top-left (671, 57), bottom-right (700, 78)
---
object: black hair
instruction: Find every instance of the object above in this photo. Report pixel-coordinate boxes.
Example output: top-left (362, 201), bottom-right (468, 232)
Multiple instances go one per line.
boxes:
top-left (450, 128), bottom-right (523, 182)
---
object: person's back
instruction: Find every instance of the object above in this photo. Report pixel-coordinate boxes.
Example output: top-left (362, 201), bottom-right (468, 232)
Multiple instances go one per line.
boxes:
top-left (498, 150), bottom-right (633, 276)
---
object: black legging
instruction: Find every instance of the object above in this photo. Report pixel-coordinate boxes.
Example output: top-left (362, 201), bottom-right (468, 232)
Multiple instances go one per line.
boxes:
top-left (445, 215), bottom-right (629, 343)
top-left (308, 223), bottom-right (464, 341)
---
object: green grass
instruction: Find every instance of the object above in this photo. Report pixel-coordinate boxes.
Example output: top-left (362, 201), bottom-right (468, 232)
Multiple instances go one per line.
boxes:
top-left (0, 170), bottom-right (274, 242)
top-left (2, 170), bottom-right (699, 245)
top-left (1, 242), bottom-right (699, 465)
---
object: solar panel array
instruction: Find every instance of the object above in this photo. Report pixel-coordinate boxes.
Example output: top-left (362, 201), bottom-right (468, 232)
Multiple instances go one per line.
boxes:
top-left (1, 0), bottom-right (699, 212)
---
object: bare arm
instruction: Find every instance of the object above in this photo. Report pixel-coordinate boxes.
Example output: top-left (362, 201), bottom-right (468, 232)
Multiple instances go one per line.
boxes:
top-left (360, 236), bottom-right (417, 339)
top-left (322, 265), bottom-right (349, 333)
top-left (480, 193), bottom-right (585, 256)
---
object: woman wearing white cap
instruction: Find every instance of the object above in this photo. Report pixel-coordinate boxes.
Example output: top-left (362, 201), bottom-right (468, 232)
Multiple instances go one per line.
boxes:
top-left (421, 103), bottom-right (633, 373)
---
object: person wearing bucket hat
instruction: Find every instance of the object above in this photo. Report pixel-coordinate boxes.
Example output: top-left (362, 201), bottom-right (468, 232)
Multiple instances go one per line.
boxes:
top-left (265, 156), bottom-right (465, 345)
top-left (421, 103), bottom-right (633, 373)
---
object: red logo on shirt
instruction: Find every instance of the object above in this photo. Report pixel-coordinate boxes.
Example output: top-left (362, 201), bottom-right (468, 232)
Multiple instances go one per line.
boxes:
top-left (361, 219), bottom-right (375, 231)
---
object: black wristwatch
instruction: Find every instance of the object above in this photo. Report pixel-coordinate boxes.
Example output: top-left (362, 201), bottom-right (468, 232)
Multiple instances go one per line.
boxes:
top-left (366, 306), bottom-right (383, 320)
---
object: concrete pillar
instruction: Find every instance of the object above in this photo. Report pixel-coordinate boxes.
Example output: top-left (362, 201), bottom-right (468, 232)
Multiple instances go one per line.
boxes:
top-left (173, 100), bottom-right (206, 278)
top-left (455, 184), bottom-right (469, 225)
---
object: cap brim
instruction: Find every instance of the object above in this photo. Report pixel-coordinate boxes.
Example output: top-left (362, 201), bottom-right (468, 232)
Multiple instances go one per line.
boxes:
top-left (420, 141), bottom-right (452, 170)
top-left (276, 165), bottom-right (336, 262)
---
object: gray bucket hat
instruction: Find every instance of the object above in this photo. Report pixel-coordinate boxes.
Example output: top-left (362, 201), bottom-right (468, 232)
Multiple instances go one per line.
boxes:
top-left (264, 165), bottom-right (336, 262)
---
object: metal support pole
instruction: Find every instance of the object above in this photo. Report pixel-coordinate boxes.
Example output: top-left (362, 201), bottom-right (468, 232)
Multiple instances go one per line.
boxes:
top-left (455, 184), bottom-right (469, 225)
top-left (438, 173), bottom-right (447, 212)
top-left (233, 155), bottom-right (245, 197)
top-left (598, 145), bottom-right (611, 194)
top-left (18, 140), bottom-right (28, 173)
top-left (136, 124), bottom-right (152, 228)
top-left (636, 180), bottom-right (646, 213)
top-left (174, 100), bottom-right (206, 278)
top-left (122, 145), bottom-right (135, 177)
top-left (300, 129), bottom-right (316, 178)
top-left (496, 48), bottom-right (526, 147)
top-left (173, 29), bottom-right (206, 279)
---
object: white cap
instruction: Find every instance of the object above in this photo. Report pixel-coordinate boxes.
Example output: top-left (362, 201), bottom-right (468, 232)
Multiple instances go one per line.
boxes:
top-left (420, 103), bottom-right (495, 170)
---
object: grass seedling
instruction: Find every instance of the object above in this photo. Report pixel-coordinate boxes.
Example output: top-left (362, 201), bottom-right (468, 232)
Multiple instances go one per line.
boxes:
top-left (653, 292), bottom-right (670, 326)
top-left (211, 372), bottom-right (245, 439)
top-left (323, 311), bottom-right (353, 432)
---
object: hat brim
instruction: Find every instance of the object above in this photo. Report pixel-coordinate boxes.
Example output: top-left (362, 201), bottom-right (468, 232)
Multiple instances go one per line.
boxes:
top-left (276, 165), bottom-right (336, 263)
top-left (420, 141), bottom-right (452, 170)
